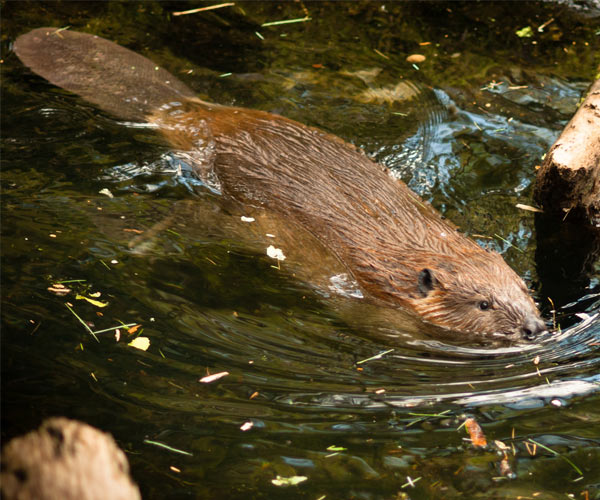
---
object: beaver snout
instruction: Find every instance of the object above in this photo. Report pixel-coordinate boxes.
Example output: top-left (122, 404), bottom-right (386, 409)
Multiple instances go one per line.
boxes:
top-left (522, 316), bottom-right (548, 341)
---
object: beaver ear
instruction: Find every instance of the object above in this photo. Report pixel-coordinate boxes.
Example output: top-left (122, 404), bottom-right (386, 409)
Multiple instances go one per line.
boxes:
top-left (418, 268), bottom-right (437, 296)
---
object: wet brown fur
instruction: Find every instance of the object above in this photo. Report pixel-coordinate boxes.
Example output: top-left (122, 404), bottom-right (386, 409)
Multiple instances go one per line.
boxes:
top-left (151, 101), bottom-right (544, 338)
top-left (14, 28), bottom-right (546, 339)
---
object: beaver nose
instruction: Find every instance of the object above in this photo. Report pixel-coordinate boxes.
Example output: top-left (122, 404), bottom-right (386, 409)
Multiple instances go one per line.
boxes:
top-left (522, 316), bottom-right (547, 340)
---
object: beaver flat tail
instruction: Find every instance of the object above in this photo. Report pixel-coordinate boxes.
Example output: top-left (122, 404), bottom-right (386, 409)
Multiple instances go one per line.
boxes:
top-left (13, 27), bottom-right (196, 122)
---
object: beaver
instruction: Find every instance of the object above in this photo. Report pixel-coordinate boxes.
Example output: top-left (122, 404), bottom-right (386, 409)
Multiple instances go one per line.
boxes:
top-left (13, 27), bottom-right (547, 341)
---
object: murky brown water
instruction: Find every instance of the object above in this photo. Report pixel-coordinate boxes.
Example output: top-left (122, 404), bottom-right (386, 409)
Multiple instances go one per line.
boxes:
top-left (2, 2), bottom-right (599, 499)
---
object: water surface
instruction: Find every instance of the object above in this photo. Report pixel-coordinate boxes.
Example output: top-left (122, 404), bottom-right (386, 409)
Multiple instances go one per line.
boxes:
top-left (2, 2), bottom-right (599, 499)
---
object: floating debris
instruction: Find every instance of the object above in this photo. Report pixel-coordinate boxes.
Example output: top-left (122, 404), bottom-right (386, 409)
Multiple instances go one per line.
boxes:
top-left (406, 54), bottom-right (426, 64)
top-left (240, 421), bottom-right (253, 431)
top-left (48, 283), bottom-right (71, 295)
top-left (76, 294), bottom-right (108, 308)
top-left (516, 203), bottom-right (543, 213)
top-left (65, 303), bottom-right (99, 342)
top-left (127, 324), bottom-right (142, 334)
top-left (128, 337), bottom-right (150, 351)
top-left (261, 16), bottom-right (311, 27)
top-left (373, 48), bottom-right (389, 59)
top-left (266, 245), bottom-right (286, 261)
top-left (271, 475), bottom-right (308, 487)
top-left (143, 439), bottom-right (193, 456)
top-left (356, 349), bottom-right (394, 365)
top-left (172, 3), bottom-right (235, 16)
top-left (200, 371), bottom-right (229, 383)
top-left (401, 476), bottom-right (421, 489)
top-left (516, 26), bottom-right (534, 38)
top-left (463, 417), bottom-right (487, 448)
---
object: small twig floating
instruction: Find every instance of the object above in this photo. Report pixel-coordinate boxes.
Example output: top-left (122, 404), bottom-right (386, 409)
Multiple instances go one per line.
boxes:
top-left (494, 233), bottom-right (524, 254)
top-left (406, 409), bottom-right (451, 428)
top-left (143, 439), bottom-right (193, 456)
top-left (408, 410), bottom-right (451, 418)
top-left (261, 16), bottom-right (311, 27)
top-left (65, 303), bottom-right (99, 342)
top-left (401, 476), bottom-right (421, 489)
top-left (516, 203), bottom-right (543, 213)
top-left (66, 302), bottom-right (139, 341)
top-left (356, 348), bottom-right (394, 365)
top-left (373, 48), bottom-right (390, 60)
top-left (172, 3), bottom-right (235, 16)
top-left (92, 324), bottom-right (138, 335)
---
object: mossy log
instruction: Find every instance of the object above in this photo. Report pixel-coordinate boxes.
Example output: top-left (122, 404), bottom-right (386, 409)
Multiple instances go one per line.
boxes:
top-left (534, 79), bottom-right (600, 226)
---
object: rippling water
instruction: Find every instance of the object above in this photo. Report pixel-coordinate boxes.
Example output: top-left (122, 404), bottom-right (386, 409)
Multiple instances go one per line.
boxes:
top-left (2, 2), bottom-right (599, 499)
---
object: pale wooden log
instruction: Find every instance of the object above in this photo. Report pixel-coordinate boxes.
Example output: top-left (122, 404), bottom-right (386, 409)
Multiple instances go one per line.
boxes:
top-left (534, 79), bottom-right (600, 225)
top-left (1, 418), bottom-right (141, 500)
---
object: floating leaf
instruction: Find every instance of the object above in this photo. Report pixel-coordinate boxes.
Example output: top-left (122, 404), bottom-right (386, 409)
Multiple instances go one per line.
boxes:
top-left (127, 324), bottom-right (142, 334)
top-left (76, 294), bottom-right (108, 308)
top-left (128, 336), bottom-right (150, 351)
top-left (406, 54), bottom-right (426, 64)
top-left (516, 26), bottom-right (533, 38)
top-left (266, 245), bottom-right (286, 261)
top-left (99, 188), bottom-right (114, 198)
top-left (464, 418), bottom-right (487, 447)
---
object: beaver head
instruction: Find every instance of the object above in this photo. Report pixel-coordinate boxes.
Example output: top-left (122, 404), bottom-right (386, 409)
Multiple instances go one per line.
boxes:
top-left (410, 251), bottom-right (547, 341)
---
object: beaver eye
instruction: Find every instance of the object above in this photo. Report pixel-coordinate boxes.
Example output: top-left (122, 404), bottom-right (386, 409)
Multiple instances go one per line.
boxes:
top-left (478, 300), bottom-right (490, 311)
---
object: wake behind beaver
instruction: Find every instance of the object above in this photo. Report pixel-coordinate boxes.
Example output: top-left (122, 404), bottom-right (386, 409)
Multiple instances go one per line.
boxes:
top-left (14, 27), bottom-right (548, 341)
